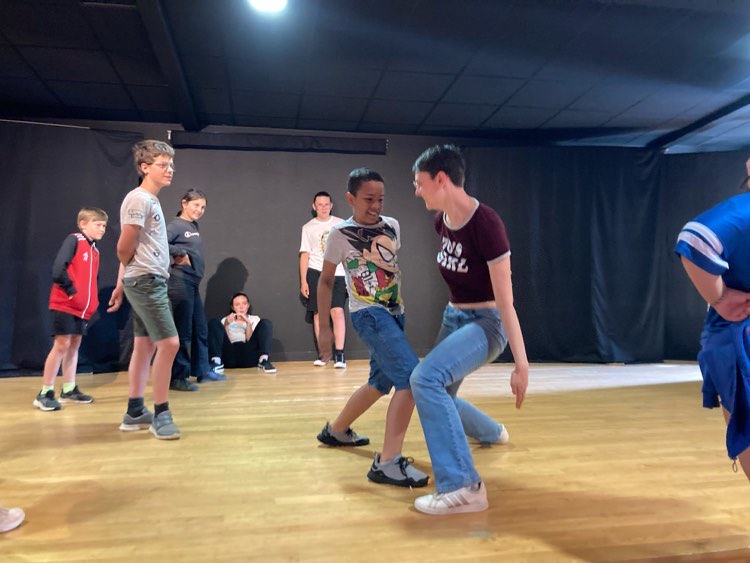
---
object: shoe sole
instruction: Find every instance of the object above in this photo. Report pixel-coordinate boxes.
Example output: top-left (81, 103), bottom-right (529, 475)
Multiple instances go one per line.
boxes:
top-left (316, 433), bottom-right (369, 447)
top-left (33, 399), bottom-right (60, 411)
top-left (333, 363), bottom-right (346, 369)
top-left (414, 500), bottom-right (489, 515)
top-left (367, 469), bottom-right (429, 488)
top-left (258, 367), bottom-right (277, 374)
top-left (149, 426), bottom-right (181, 440)
top-left (119, 423), bottom-right (151, 431)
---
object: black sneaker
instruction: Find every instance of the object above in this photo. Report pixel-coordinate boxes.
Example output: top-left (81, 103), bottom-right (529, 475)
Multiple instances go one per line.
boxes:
top-left (33, 389), bottom-right (61, 411)
top-left (367, 453), bottom-right (430, 488)
top-left (169, 379), bottom-right (199, 392)
top-left (258, 358), bottom-right (277, 374)
top-left (317, 422), bottom-right (369, 446)
top-left (59, 385), bottom-right (94, 403)
top-left (333, 352), bottom-right (346, 369)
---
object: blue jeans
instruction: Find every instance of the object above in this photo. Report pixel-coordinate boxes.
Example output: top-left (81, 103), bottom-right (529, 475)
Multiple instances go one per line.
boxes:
top-left (411, 304), bottom-right (507, 492)
top-left (351, 307), bottom-right (417, 394)
top-left (168, 275), bottom-right (209, 380)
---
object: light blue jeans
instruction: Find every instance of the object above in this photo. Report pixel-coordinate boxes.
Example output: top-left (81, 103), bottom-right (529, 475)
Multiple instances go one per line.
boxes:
top-left (411, 304), bottom-right (507, 492)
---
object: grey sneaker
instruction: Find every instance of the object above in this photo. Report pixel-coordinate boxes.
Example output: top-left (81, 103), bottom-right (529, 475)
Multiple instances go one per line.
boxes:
top-left (33, 389), bottom-right (61, 411)
top-left (119, 408), bottom-right (154, 432)
top-left (367, 453), bottom-right (430, 488)
top-left (317, 422), bottom-right (369, 446)
top-left (59, 385), bottom-right (94, 404)
top-left (150, 410), bottom-right (180, 440)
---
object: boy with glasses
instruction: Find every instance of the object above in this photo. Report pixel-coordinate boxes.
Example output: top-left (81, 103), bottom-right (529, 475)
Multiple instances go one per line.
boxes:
top-left (107, 140), bottom-right (181, 440)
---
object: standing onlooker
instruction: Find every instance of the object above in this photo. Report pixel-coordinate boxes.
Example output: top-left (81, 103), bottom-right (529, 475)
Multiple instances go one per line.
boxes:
top-left (167, 189), bottom-right (223, 391)
top-left (410, 144), bottom-right (529, 515)
top-left (675, 157), bottom-right (750, 483)
top-left (108, 140), bottom-right (181, 440)
top-left (34, 207), bottom-right (108, 411)
top-left (299, 191), bottom-right (347, 367)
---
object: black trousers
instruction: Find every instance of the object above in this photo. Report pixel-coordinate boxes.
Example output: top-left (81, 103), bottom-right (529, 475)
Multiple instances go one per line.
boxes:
top-left (168, 275), bottom-right (208, 381)
top-left (207, 318), bottom-right (273, 368)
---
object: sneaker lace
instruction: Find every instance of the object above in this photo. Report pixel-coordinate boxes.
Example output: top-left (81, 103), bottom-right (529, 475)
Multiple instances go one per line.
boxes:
top-left (397, 456), bottom-right (415, 476)
top-left (344, 428), bottom-right (358, 439)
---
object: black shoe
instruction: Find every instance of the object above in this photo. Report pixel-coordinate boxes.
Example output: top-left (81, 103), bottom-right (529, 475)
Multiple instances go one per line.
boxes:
top-left (257, 358), bottom-right (277, 374)
top-left (317, 422), bottom-right (369, 446)
top-left (169, 379), bottom-right (199, 392)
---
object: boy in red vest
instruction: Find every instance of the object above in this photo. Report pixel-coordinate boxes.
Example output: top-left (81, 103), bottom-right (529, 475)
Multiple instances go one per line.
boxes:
top-left (34, 207), bottom-right (108, 411)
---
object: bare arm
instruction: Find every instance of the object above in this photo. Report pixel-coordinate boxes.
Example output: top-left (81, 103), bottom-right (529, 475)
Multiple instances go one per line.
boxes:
top-left (117, 224), bottom-right (141, 266)
top-left (316, 259), bottom-right (337, 361)
top-left (299, 252), bottom-right (310, 297)
top-left (489, 257), bottom-right (529, 409)
top-left (107, 264), bottom-right (125, 312)
top-left (681, 257), bottom-right (750, 322)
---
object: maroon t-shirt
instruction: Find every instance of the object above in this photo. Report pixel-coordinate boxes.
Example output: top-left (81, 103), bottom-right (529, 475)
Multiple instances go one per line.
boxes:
top-left (433, 201), bottom-right (510, 304)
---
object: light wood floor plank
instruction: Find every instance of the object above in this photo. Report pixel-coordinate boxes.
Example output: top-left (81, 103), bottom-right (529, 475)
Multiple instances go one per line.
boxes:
top-left (2, 361), bottom-right (749, 562)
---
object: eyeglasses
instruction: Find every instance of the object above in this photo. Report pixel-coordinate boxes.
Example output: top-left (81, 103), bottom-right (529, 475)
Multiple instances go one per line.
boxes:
top-left (150, 162), bottom-right (176, 171)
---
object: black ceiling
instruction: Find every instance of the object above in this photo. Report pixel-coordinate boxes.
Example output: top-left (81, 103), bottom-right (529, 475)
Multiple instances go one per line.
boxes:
top-left (2, 0), bottom-right (750, 152)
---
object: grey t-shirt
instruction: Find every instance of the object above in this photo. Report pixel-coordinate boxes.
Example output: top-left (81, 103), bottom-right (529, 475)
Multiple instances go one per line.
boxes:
top-left (120, 187), bottom-right (170, 279)
top-left (324, 215), bottom-right (404, 315)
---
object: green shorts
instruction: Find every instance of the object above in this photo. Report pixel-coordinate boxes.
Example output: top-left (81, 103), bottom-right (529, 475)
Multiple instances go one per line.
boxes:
top-left (122, 275), bottom-right (178, 341)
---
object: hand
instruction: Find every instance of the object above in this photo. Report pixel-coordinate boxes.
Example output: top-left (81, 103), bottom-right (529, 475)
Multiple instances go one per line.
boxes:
top-left (173, 254), bottom-right (191, 267)
top-left (714, 288), bottom-right (750, 322)
top-left (510, 364), bottom-right (528, 409)
top-left (300, 282), bottom-right (309, 298)
top-left (107, 285), bottom-right (124, 313)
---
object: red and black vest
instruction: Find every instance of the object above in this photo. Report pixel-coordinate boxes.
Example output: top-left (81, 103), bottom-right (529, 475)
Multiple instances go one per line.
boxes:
top-left (49, 233), bottom-right (100, 320)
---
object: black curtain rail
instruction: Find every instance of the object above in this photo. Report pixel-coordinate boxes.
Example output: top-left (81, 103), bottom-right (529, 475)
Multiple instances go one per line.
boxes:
top-left (171, 131), bottom-right (388, 155)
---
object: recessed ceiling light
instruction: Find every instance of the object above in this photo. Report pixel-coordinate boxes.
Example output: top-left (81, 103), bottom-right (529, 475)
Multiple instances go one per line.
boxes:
top-left (249, 0), bottom-right (287, 13)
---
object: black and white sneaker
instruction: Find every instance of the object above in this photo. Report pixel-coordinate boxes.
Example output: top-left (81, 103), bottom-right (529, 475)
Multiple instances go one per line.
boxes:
top-left (333, 352), bottom-right (346, 369)
top-left (317, 422), bottom-right (369, 446)
top-left (258, 358), bottom-right (277, 374)
top-left (33, 389), bottom-right (61, 411)
top-left (59, 385), bottom-right (94, 403)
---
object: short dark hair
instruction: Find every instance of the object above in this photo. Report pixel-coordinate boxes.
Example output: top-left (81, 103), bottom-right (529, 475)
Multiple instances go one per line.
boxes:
top-left (230, 292), bottom-right (252, 315)
top-left (412, 144), bottom-right (465, 187)
top-left (313, 191), bottom-right (331, 202)
top-left (347, 167), bottom-right (384, 195)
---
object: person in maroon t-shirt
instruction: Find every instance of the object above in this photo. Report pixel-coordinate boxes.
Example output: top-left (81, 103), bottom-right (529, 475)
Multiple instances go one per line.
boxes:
top-left (410, 144), bottom-right (529, 516)
top-left (34, 207), bottom-right (108, 411)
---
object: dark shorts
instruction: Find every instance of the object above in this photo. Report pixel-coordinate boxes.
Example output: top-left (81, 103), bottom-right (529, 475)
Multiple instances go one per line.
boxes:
top-left (51, 310), bottom-right (88, 336)
top-left (305, 269), bottom-right (347, 313)
top-left (123, 274), bottom-right (178, 341)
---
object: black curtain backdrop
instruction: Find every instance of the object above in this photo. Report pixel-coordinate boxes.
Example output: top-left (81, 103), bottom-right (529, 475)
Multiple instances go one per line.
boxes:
top-left (1, 119), bottom-right (746, 376)
top-left (465, 147), bottom-right (664, 363)
top-left (0, 122), bottom-right (142, 375)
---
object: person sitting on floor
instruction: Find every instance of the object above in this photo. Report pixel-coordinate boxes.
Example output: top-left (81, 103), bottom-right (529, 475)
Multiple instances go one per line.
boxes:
top-left (208, 292), bottom-right (276, 374)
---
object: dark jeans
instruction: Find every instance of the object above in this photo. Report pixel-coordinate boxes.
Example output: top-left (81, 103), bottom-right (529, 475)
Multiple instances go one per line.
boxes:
top-left (168, 275), bottom-right (209, 381)
top-left (208, 318), bottom-right (273, 368)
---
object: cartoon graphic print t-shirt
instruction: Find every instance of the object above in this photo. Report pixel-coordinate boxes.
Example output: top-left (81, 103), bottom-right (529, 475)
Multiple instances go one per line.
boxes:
top-left (324, 216), bottom-right (404, 315)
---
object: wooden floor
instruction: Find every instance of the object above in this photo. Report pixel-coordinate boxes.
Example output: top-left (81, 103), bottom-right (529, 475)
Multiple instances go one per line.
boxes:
top-left (2, 361), bottom-right (750, 562)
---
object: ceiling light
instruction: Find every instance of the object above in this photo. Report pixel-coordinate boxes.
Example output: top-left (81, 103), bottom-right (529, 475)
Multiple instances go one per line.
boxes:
top-left (249, 0), bottom-right (287, 13)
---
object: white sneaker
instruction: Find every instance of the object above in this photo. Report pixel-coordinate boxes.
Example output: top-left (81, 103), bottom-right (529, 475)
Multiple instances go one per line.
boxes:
top-left (333, 351), bottom-right (346, 369)
top-left (313, 359), bottom-right (327, 367)
top-left (497, 425), bottom-right (510, 445)
top-left (0, 506), bottom-right (24, 533)
top-left (414, 482), bottom-right (488, 515)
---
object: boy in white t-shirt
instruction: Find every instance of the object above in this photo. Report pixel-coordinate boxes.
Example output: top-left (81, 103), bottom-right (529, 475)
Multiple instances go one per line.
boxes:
top-left (299, 191), bottom-right (348, 367)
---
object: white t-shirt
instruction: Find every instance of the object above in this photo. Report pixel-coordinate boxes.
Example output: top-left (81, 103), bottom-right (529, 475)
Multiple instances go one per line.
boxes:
top-left (300, 216), bottom-right (345, 276)
top-left (221, 314), bottom-right (261, 343)
top-left (120, 187), bottom-right (170, 279)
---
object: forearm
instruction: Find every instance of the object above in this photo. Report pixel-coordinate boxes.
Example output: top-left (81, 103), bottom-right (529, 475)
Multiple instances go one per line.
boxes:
top-left (497, 302), bottom-right (529, 369)
top-left (299, 253), bottom-right (309, 284)
top-left (681, 257), bottom-right (725, 306)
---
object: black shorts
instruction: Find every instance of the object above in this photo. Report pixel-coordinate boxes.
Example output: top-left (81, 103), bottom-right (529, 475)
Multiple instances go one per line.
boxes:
top-left (51, 310), bottom-right (88, 336)
top-left (306, 269), bottom-right (347, 313)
